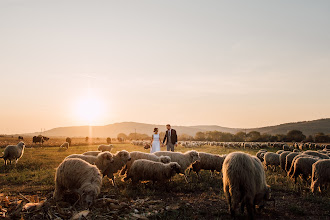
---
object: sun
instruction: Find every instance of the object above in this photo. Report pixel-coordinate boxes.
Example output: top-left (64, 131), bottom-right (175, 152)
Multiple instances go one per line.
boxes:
top-left (75, 95), bottom-right (105, 125)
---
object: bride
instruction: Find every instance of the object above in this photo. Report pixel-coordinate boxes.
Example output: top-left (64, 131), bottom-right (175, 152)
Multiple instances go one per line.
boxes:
top-left (150, 128), bottom-right (162, 153)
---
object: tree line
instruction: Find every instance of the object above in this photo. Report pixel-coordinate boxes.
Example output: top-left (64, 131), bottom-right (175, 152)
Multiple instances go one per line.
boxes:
top-left (116, 130), bottom-right (330, 143)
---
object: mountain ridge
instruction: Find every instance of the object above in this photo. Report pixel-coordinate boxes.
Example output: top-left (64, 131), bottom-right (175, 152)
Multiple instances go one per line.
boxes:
top-left (20, 118), bottom-right (330, 138)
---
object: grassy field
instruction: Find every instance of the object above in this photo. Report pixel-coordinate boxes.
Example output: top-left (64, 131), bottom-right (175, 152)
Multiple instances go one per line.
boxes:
top-left (0, 142), bottom-right (330, 219)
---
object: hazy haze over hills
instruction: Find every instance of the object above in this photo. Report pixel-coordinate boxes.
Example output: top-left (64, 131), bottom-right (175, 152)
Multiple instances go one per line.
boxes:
top-left (21, 118), bottom-right (330, 138)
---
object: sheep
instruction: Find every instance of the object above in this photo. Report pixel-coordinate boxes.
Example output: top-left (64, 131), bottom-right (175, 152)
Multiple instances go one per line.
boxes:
top-left (120, 151), bottom-right (171, 175)
top-left (98, 144), bottom-right (113, 152)
top-left (289, 156), bottom-right (319, 183)
top-left (190, 152), bottom-right (226, 177)
top-left (285, 152), bottom-right (300, 172)
top-left (311, 159), bottom-right (330, 193)
top-left (0, 141), bottom-right (25, 166)
top-left (154, 150), bottom-right (200, 182)
top-left (303, 150), bottom-right (329, 159)
top-left (66, 152), bottom-right (114, 174)
top-left (263, 152), bottom-right (280, 170)
top-left (279, 151), bottom-right (291, 171)
top-left (256, 151), bottom-right (266, 162)
top-left (287, 154), bottom-right (308, 177)
top-left (293, 149), bottom-right (300, 153)
top-left (222, 152), bottom-right (271, 219)
top-left (276, 150), bottom-right (284, 154)
top-left (124, 159), bottom-right (182, 184)
top-left (53, 158), bottom-right (102, 207)
top-left (60, 142), bottom-right (69, 149)
top-left (83, 151), bottom-right (102, 156)
top-left (103, 150), bottom-right (131, 186)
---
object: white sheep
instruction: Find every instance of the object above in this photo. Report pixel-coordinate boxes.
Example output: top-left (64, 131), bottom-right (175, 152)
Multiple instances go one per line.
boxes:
top-left (1, 141), bottom-right (25, 166)
top-left (53, 158), bottom-right (102, 207)
top-left (98, 144), bottom-right (113, 152)
top-left (190, 152), bottom-right (226, 177)
top-left (120, 151), bottom-right (171, 175)
top-left (154, 150), bottom-right (200, 182)
top-left (303, 150), bottom-right (329, 159)
top-left (60, 142), bottom-right (69, 149)
top-left (279, 151), bottom-right (291, 171)
top-left (289, 156), bottom-right (319, 183)
top-left (263, 152), bottom-right (280, 170)
top-left (83, 151), bottom-right (102, 156)
top-left (256, 150), bottom-right (266, 162)
top-left (124, 159), bottom-right (182, 184)
top-left (66, 152), bottom-right (114, 174)
top-left (103, 150), bottom-right (131, 186)
top-left (311, 159), bottom-right (330, 193)
top-left (285, 152), bottom-right (300, 172)
top-left (222, 152), bottom-right (271, 219)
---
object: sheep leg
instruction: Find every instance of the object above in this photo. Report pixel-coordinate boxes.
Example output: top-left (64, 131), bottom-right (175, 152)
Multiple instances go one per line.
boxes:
top-left (183, 174), bottom-right (189, 183)
top-left (111, 177), bottom-right (117, 187)
top-left (240, 201), bottom-right (245, 214)
top-left (246, 200), bottom-right (254, 220)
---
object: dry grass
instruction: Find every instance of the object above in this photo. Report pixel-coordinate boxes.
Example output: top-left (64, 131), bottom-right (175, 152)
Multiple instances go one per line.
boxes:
top-left (0, 140), bottom-right (329, 219)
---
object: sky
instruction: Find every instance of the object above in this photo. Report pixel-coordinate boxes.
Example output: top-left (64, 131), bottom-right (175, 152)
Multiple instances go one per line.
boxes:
top-left (1, 0), bottom-right (330, 134)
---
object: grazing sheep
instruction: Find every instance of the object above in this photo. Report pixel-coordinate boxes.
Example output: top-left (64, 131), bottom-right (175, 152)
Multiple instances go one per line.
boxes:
top-left (154, 150), bottom-right (200, 174)
top-left (190, 152), bottom-right (226, 176)
top-left (124, 159), bottom-right (182, 184)
top-left (287, 154), bottom-right (307, 177)
top-left (120, 151), bottom-right (171, 175)
top-left (0, 142), bottom-right (25, 166)
top-left (103, 150), bottom-right (131, 185)
top-left (66, 152), bottom-right (114, 174)
top-left (256, 150), bottom-right (267, 162)
top-left (276, 150), bottom-right (284, 154)
top-left (53, 158), bottom-right (102, 207)
top-left (264, 152), bottom-right (280, 170)
top-left (311, 159), bottom-right (330, 193)
top-left (279, 151), bottom-right (291, 171)
top-left (98, 144), bottom-right (113, 152)
top-left (285, 152), bottom-right (300, 172)
top-left (290, 156), bottom-right (319, 183)
top-left (283, 145), bottom-right (290, 151)
top-left (222, 152), bottom-right (271, 219)
top-left (60, 142), bottom-right (69, 149)
top-left (83, 151), bottom-right (102, 156)
top-left (303, 150), bottom-right (329, 159)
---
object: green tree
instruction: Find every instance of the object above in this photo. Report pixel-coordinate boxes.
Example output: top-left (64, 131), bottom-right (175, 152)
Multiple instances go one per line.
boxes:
top-left (234, 131), bottom-right (246, 142)
top-left (195, 132), bottom-right (206, 141)
top-left (247, 131), bottom-right (261, 142)
top-left (117, 133), bottom-right (127, 141)
top-left (286, 130), bottom-right (306, 142)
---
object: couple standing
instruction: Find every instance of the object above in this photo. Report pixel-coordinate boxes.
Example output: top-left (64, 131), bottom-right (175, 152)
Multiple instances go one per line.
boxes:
top-left (150, 124), bottom-right (177, 153)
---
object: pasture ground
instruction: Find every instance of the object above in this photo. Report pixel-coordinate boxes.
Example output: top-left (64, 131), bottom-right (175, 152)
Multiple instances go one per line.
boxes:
top-left (0, 139), bottom-right (329, 219)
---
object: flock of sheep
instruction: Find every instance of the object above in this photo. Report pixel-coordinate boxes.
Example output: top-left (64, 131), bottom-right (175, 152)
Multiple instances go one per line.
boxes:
top-left (1, 141), bottom-right (330, 219)
top-left (258, 146), bottom-right (330, 193)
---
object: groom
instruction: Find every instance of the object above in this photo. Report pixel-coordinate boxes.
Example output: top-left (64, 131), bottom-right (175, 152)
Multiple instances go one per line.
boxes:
top-left (162, 124), bottom-right (177, 152)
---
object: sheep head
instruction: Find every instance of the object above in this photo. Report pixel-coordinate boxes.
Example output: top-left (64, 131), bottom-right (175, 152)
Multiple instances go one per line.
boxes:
top-left (80, 184), bottom-right (99, 207)
top-left (17, 141), bottom-right (25, 149)
top-left (159, 155), bottom-right (171, 164)
top-left (117, 150), bottom-right (131, 163)
top-left (169, 162), bottom-right (181, 175)
top-left (188, 150), bottom-right (200, 163)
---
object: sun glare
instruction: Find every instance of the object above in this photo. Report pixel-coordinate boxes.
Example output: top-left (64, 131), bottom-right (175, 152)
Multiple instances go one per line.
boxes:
top-left (75, 94), bottom-right (105, 125)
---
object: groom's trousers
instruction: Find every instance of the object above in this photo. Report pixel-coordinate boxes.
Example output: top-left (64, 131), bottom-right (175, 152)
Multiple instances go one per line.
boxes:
top-left (167, 142), bottom-right (174, 152)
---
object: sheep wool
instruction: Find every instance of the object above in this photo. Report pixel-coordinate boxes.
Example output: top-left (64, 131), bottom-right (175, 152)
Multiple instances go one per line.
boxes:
top-left (54, 158), bottom-right (102, 207)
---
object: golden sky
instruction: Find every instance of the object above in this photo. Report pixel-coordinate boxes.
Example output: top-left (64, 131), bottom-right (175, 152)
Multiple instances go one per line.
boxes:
top-left (1, 1), bottom-right (330, 134)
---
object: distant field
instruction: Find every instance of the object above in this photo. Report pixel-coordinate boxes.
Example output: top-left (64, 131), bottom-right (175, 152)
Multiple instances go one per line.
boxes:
top-left (0, 142), bottom-right (329, 219)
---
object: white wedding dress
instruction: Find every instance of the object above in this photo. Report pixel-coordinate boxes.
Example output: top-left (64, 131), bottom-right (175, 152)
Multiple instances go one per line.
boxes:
top-left (151, 134), bottom-right (161, 153)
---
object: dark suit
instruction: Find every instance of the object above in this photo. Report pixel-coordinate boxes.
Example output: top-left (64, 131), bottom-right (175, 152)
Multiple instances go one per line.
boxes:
top-left (163, 129), bottom-right (177, 151)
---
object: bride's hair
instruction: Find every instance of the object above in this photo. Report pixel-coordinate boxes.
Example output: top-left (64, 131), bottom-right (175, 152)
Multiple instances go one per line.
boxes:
top-left (153, 128), bottom-right (158, 132)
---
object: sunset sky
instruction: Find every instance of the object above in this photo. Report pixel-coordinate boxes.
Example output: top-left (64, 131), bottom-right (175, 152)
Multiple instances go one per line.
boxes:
top-left (1, 1), bottom-right (330, 134)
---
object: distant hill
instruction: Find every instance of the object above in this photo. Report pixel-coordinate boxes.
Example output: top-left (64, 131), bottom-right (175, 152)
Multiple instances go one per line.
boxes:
top-left (22, 118), bottom-right (330, 138)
